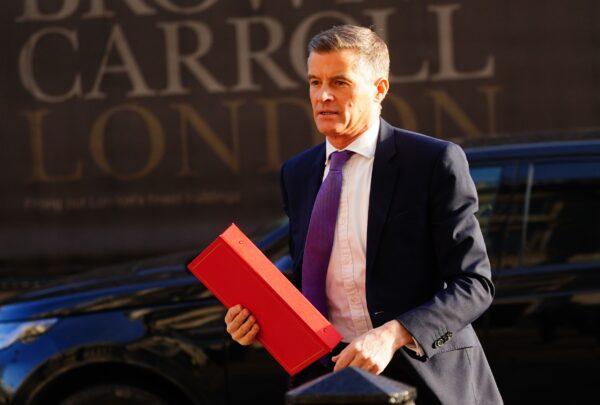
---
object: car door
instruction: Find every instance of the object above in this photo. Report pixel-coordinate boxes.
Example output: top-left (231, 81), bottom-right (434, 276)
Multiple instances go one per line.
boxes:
top-left (481, 156), bottom-right (600, 404)
top-left (469, 161), bottom-right (518, 276)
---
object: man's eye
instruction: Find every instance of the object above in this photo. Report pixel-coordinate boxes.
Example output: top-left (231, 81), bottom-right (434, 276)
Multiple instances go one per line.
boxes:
top-left (309, 81), bottom-right (319, 86)
top-left (335, 80), bottom-right (347, 86)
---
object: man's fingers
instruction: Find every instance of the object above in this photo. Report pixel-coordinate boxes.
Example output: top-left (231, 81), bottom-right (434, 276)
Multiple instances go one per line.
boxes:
top-left (224, 304), bottom-right (242, 324)
top-left (226, 304), bottom-right (242, 321)
top-left (224, 305), bottom-right (260, 346)
top-left (226, 308), bottom-right (250, 334)
top-left (368, 364), bottom-right (381, 375)
top-left (247, 323), bottom-right (260, 339)
top-left (238, 324), bottom-right (260, 345)
top-left (333, 347), bottom-right (356, 371)
top-left (233, 309), bottom-right (251, 328)
top-left (333, 354), bottom-right (354, 371)
top-left (231, 315), bottom-right (256, 341)
top-left (348, 353), bottom-right (370, 370)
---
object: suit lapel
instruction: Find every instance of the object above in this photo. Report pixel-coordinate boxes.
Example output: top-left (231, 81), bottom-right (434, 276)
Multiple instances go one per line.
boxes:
top-left (366, 119), bottom-right (399, 275)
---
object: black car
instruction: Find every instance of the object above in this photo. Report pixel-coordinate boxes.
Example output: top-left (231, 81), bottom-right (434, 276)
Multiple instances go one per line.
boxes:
top-left (0, 141), bottom-right (599, 405)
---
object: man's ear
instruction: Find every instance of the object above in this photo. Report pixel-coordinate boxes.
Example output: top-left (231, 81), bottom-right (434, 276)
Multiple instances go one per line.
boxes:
top-left (374, 77), bottom-right (389, 103)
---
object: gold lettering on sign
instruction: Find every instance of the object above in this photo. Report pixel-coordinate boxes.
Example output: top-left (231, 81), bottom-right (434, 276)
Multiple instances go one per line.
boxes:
top-left (17, 0), bottom-right (79, 22)
top-left (429, 4), bottom-right (495, 81)
top-left (154, 0), bottom-right (217, 14)
top-left (23, 109), bottom-right (83, 182)
top-left (172, 103), bottom-right (241, 176)
top-left (289, 11), bottom-right (358, 79)
top-left (228, 16), bottom-right (298, 91)
top-left (89, 103), bottom-right (165, 180)
top-left (86, 24), bottom-right (155, 100)
top-left (157, 21), bottom-right (225, 95)
top-left (365, 8), bottom-right (430, 84)
top-left (386, 94), bottom-right (418, 132)
top-left (248, 0), bottom-right (304, 10)
top-left (256, 97), bottom-right (317, 172)
top-left (83, 0), bottom-right (157, 19)
top-left (19, 27), bottom-right (82, 103)
top-left (478, 85), bottom-right (502, 135)
top-left (427, 90), bottom-right (481, 137)
top-left (427, 87), bottom-right (501, 138)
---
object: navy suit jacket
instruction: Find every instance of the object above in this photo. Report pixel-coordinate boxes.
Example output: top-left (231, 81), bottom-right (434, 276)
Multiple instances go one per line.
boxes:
top-left (280, 119), bottom-right (502, 404)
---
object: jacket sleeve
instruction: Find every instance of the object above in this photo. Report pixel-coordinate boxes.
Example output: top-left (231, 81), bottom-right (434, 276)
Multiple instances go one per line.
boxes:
top-left (396, 142), bottom-right (495, 359)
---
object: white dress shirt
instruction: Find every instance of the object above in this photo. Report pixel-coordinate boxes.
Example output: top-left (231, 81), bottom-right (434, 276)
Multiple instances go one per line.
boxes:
top-left (324, 119), bottom-right (378, 342)
top-left (323, 117), bottom-right (423, 355)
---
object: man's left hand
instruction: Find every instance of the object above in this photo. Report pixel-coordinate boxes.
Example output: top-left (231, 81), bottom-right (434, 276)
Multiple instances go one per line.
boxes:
top-left (332, 320), bottom-right (412, 375)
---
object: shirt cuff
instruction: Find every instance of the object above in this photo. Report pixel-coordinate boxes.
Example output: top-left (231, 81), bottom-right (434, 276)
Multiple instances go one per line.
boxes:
top-left (405, 336), bottom-right (424, 357)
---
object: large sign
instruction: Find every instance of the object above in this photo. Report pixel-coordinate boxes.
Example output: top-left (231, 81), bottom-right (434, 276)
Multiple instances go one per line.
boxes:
top-left (0, 0), bottom-right (597, 278)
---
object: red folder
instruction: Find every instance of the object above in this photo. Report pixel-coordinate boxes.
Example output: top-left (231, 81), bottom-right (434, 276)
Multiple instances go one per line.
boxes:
top-left (187, 223), bottom-right (342, 375)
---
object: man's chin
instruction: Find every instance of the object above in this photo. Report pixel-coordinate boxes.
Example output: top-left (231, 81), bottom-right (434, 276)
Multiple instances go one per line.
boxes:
top-left (316, 124), bottom-right (343, 138)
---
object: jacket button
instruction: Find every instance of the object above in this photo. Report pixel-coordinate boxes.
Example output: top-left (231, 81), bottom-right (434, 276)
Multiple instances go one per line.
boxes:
top-left (434, 338), bottom-right (444, 348)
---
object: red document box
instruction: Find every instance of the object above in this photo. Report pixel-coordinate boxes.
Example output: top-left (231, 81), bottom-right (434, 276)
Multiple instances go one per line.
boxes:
top-left (187, 223), bottom-right (342, 375)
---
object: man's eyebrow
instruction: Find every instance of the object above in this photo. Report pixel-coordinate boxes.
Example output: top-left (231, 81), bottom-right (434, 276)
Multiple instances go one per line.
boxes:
top-left (330, 74), bottom-right (351, 81)
top-left (306, 74), bottom-right (352, 81)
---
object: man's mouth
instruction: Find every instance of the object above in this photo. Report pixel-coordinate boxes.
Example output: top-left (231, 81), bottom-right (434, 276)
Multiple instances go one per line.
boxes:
top-left (318, 111), bottom-right (338, 116)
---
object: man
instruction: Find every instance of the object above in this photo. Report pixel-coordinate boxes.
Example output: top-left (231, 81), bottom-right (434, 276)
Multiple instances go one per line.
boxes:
top-left (225, 25), bottom-right (502, 404)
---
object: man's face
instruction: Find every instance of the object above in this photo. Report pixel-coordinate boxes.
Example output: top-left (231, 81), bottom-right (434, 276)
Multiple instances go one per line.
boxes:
top-left (307, 49), bottom-right (381, 141)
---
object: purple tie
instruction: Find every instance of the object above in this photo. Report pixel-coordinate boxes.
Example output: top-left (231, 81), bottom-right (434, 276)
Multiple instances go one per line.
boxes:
top-left (302, 150), bottom-right (354, 319)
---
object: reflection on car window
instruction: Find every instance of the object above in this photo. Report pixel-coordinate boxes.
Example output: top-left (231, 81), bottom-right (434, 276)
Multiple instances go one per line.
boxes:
top-left (523, 161), bottom-right (600, 267)
top-left (471, 167), bottom-right (503, 226)
top-left (470, 166), bottom-right (503, 269)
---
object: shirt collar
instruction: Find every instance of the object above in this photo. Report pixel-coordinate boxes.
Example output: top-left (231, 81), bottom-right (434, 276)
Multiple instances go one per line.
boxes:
top-left (325, 117), bottom-right (380, 164)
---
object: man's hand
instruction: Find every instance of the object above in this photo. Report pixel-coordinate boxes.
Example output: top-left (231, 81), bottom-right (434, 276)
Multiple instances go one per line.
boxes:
top-left (224, 304), bottom-right (260, 345)
top-left (332, 320), bottom-right (412, 375)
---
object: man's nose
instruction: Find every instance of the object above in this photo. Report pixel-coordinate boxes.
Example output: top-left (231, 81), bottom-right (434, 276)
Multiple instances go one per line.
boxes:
top-left (318, 87), bottom-right (334, 102)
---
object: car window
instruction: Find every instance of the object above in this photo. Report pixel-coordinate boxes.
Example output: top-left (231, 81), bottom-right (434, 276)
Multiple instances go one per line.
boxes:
top-left (470, 166), bottom-right (504, 270)
top-left (471, 166), bottom-right (502, 234)
top-left (521, 160), bottom-right (600, 267)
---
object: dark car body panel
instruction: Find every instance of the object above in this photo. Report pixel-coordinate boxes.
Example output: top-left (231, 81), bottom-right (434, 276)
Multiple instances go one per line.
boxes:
top-left (0, 233), bottom-right (290, 404)
top-left (466, 141), bottom-right (600, 403)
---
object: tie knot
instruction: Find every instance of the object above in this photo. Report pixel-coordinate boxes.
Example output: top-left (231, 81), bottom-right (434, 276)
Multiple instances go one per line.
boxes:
top-left (329, 150), bottom-right (354, 171)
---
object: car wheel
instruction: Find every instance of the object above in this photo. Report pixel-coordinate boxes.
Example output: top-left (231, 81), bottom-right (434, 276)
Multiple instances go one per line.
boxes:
top-left (58, 383), bottom-right (170, 405)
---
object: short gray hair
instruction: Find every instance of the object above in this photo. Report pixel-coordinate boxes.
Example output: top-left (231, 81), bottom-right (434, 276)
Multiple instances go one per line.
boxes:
top-left (308, 25), bottom-right (390, 80)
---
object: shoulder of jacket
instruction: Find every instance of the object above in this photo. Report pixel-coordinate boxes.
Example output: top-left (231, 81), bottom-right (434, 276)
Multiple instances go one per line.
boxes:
top-left (281, 142), bottom-right (324, 174)
top-left (387, 125), bottom-right (460, 163)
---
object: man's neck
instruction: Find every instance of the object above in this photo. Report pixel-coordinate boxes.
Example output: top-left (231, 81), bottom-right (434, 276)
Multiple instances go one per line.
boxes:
top-left (326, 115), bottom-right (380, 150)
top-left (327, 133), bottom-right (363, 150)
